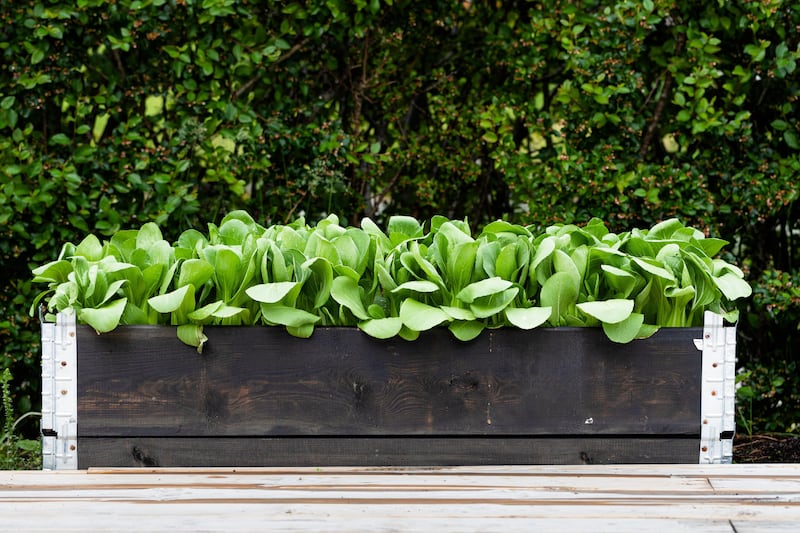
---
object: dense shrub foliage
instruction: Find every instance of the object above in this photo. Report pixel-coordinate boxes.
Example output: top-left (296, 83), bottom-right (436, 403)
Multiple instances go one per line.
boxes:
top-left (1, 0), bottom-right (798, 434)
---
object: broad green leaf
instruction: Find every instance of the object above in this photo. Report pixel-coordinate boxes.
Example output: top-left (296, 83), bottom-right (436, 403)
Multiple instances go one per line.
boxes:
top-left (136, 222), bottom-right (164, 250)
top-left (504, 306), bottom-right (551, 329)
top-left (387, 215), bottom-right (424, 245)
top-left (78, 298), bottom-right (128, 333)
top-left (376, 262), bottom-right (398, 291)
top-left (582, 218), bottom-right (609, 240)
top-left (398, 325), bottom-right (421, 341)
top-left (540, 271), bottom-right (579, 325)
top-left (211, 247), bottom-right (242, 299)
top-left (602, 312), bottom-right (645, 343)
top-left (82, 263), bottom-right (102, 303)
top-left (482, 220), bottom-right (531, 237)
top-left (275, 225), bottom-right (307, 253)
top-left (176, 229), bottom-right (208, 257)
top-left (260, 303), bottom-right (320, 327)
top-left (72, 256), bottom-right (90, 289)
top-left (218, 218), bottom-right (251, 245)
top-left (246, 281), bottom-right (299, 303)
top-left (304, 231), bottom-right (340, 265)
top-left (358, 317), bottom-right (403, 339)
top-left (221, 209), bottom-right (259, 228)
top-left (456, 277), bottom-right (513, 303)
top-left (577, 299), bottom-right (634, 324)
top-left (178, 259), bottom-right (215, 289)
top-left (601, 264), bottom-right (638, 297)
top-left (553, 249), bottom-right (581, 289)
top-left (469, 287), bottom-right (519, 318)
top-left (695, 237), bottom-right (728, 257)
top-left (317, 214), bottom-right (345, 240)
top-left (99, 279), bottom-right (127, 307)
top-left (141, 264), bottom-right (165, 299)
top-left (331, 275), bottom-right (370, 320)
top-left (177, 324), bottom-right (208, 353)
top-left (449, 241), bottom-right (479, 292)
top-left (108, 229), bottom-right (138, 259)
top-left (159, 261), bottom-right (181, 296)
top-left (412, 241), bottom-right (445, 282)
top-left (683, 253), bottom-right (718, 313)
top-left (188, 301), bottom-right (244, 321)
top-left (287, 323), bottom-right (315, 338)
top-left (570, 245), bottom-right (589, 282)
top-left (636, 323), bottom-right (660, 339)
top-left (436, 220), bottom-right (473, 245)
top-left (449, 320), bottom-right (485, 341)
top-left (631, 256), bottom-right (676, 281)
top-left (495, 243), bottom-right (519, 280)
top-left (531, 236), bottom-right (556, 270)
top-left (711, 259), bottom-right (745, 278)
top-left (481, 245), bottom-right (505, 278)
top-left (440, 306), bottom-right (476, 321)
top-left (345, 228), bottom-right (372, 275)
top-left (31, 260), bottom-right (73, 283)
top-left (120, 302), bottom-right (149, 325)
top-left (399, 298), bottom-right (450, 331)
top-left (367, 303), bottom-right (386, 319)
top-left (148, 285), bottom-right (194, 313)
top-left (74, 234), bottom-right (104, 261)
top-left (623, 237), bottom-right (655, 258)
top-left (656, 243), bottom-right (683, 278)
top-left (392, 280), bottom-right (440, 293)
top-left (360, 217), bottom-right (392, 251)
top-left (333, 234), bottom-right (360, 272)
top-left (302, 256), bottom-right (334, 309)
top-left (713, 272), bottom-right (753, 300)
top-left (146, 240), bottom-right (174, 271)
top-left (647, 218), bottom-right (684, 240)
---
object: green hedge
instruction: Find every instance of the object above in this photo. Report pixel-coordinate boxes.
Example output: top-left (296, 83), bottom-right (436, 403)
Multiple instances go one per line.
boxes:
top-left (2, 0), bottom-right (799, 435)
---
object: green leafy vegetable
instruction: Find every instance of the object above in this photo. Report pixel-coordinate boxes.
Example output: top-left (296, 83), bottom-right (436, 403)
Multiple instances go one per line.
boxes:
top-left (31, 214), bottom-right (751, 346)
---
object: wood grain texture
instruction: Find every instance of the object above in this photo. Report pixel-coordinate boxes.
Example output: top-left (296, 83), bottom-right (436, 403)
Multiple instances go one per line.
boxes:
top-left (2, 465), bottom-right (799, 532)
top-left (76, 436), bottom-right (701, 467)
top-left (76, 326), bottom-right (703, 438)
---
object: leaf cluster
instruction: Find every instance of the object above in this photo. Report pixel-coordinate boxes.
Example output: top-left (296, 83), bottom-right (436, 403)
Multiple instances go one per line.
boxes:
top-left (31, 213), bottom-right (750, 350)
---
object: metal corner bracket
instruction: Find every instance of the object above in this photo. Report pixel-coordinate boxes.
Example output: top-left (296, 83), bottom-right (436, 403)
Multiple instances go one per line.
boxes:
top-left (694, 311), bottom-right (737, 464)
top-left (41, 311), bottom-right (78, 470)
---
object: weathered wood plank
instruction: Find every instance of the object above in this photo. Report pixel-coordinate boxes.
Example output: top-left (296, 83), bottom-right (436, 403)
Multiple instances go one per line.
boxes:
top-left (2, 465), bottom-right (800, 532)
top-left (76, 436), bottom-right (701, 467)
top-left (76, 326), bottom-right (702, 438)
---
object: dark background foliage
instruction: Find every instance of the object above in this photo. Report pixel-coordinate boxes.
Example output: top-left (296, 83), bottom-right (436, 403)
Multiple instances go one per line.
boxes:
top-left (1, 0), bottom-right (798, 436)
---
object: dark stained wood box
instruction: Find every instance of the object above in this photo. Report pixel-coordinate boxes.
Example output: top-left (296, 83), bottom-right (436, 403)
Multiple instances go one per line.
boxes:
top-left (41, 312), bottom-right (737, 468)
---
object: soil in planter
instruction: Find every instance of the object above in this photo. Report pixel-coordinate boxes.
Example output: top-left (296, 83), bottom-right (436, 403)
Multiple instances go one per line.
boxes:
top-left (734, 434), bottom-right (800, 463)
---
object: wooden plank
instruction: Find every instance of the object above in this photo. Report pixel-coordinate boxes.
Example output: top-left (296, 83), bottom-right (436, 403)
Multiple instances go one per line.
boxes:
top-left (76, 326), bottom-right (702, 437)
top-left (77, 436), bottom-right (701, 468)
top-left (2, 465), bottom-right (800, 532)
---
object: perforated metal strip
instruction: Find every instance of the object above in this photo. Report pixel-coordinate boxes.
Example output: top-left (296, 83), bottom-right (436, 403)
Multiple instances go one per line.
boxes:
top-left (41, 311), bottom-right (78, 470)
top-left (695, 311), bottom-right (736, 464)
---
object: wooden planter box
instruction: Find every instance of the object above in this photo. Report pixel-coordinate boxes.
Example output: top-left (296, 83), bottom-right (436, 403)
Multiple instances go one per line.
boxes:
top-left (41, 311), bottom-right (736, 469)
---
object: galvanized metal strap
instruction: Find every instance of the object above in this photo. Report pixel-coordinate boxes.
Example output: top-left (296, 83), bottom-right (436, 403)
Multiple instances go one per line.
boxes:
top-left (695, 311), bottom-right (736, 464)
top-left (41, 311), bottom-right (78, 470)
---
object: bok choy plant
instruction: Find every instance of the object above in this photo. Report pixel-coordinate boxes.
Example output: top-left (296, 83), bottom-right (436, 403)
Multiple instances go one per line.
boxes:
top-left (31, 212), bottom-right (751, 350)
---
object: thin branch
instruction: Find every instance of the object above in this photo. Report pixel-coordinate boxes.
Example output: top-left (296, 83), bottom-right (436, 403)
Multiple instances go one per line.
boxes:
top-left (112, 49), bottom-right (127, 80)
top-left (283, 189), bottom-right (308, 224)
top-left (232, 38), bottom-right (310, 100)
top-left (365, 164), bottom-right (406, 218)
top-left (639, 32), bottom-right (686, 159)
